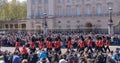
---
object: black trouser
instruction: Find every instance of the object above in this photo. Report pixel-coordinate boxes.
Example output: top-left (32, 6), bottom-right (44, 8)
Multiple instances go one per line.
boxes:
top-left (99, 47), bottom-right (104, 52)
top-left (15, 48), bottom-right (20, 52)
top-left (30, 47), bottom-right (36, 53)
top-left (78, 47), bottom-right (84, 52)
top-left (55, 47), bottom-right (61, 54)
top-left (47, 48), bottom-right (52, 52)
top-left (105, 46), bottom-right (110, 52)
top-left (22, 53), bottom-right (28, 60)
top-left (80, 47), bottom-right (84, 52)
top-left (102, 45), bottom-right (106, 52)
top-left (95, 46), bottom-right (99, 52)
top-left (86, 46), bottom-right (93, 53)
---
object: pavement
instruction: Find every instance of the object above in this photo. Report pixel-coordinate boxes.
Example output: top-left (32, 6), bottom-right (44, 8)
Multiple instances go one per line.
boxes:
top-left (0, 46), bottom-right (120, 53)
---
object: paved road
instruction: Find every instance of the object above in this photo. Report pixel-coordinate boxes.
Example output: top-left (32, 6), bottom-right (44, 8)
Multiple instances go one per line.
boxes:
top-left (0, 46), bottom-right (120, 53)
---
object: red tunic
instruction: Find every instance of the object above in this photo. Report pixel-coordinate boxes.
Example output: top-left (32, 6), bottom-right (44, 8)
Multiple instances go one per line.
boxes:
top-left (15, 42), bottom-right (20, 49)
top-left (67, 40), bottom-right (72, 49)
top-left (29, 41), bottom-right (35, 49)
top-left (46, 41), bottom-right (52, 48)
top-left (54, 41), bottom-right (61, 49)
top-left (86, 40), bottom-right (92, 47)
top-left (99, 40), bottom-right (103, 47)
top-left (95, 40), bottom-right (99, 47)
top-left (39, 41), bottom-right (44, 49)
top-left (102, 40), bottom-right (106, 46)
top-left (106, 40), bottom-right (110, 47)
top-left (78, 41), bottom-right (84, 48)
top-left (21, 46), bottom-right (28, 54)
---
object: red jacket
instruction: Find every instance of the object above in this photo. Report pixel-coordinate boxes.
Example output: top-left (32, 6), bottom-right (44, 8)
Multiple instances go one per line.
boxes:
top-left (39, 41), bottom-right (44, 49)
top-left (54, 41), bottom-right (61, 48)
top-left (86, 40), bottom-right (92, 47)
top-left (78, 41), bottom-right (84, 48)
top-left (99, 40), bottom-right (103, 47)
top-left (21, 46), bottom-right (28, 54)
top-left (67, 40), bottom-right (72, 49)
top-left (15, 42), bottom-right (20, 49)
top-left (106, 40), bottom-right (110, 47)
top-left (95, 40), bottom-right (99, 47)
top-left (46, 41), bottom-right (52, 48)
top-left (29, 41), bottom-right (35, 49)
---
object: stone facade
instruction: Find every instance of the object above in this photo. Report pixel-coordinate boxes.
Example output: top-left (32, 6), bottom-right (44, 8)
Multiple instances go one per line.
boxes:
top-left (1, 0), bottom-right (120, 33)
top-left (26, 0), bottom-right (120, 33)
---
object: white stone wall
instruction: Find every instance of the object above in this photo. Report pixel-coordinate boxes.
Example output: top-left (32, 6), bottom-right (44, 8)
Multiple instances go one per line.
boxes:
top-left (26, 0), bottom-right (120, 32)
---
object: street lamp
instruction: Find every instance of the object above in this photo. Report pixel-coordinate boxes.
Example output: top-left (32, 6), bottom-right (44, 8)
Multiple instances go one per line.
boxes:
top-left (108, 7), bottom-right (114, 34)
top-left (43, 13), bottom-right (47, 35)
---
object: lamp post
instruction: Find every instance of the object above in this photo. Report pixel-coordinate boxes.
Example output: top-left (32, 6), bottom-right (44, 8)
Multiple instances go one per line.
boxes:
top-left (43, 13), bottom-right (47, 35)
top-left (108, 7), bottom-right (114, 35)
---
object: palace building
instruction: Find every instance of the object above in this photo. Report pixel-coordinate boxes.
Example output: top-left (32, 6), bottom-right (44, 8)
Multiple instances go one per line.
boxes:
top-left (1, 0), bottom-right (120, 34)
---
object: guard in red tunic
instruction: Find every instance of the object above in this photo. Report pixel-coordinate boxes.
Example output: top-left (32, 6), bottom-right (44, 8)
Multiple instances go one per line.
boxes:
top-left (99, 37), bottom-right (104, 52)
top-left (102, 36), bottom-right (106, 52)
top-left (67, 37), bottom-right (72, 50)
top-left (54, 37), bottom-right (61, 54)
top-left (15, 38), bottom-right (20, 52)
top-left (105, 37), bottom-right (110, 52)
top-left (78, 38), bottom-right (85, 52)
top-left (21, 45), bottom-right (28, 59)
top-left (39, 38), bottom-right (44, 50)
top-left (29, 37), bottom-right (36, 53)
top-left (94, 37), bottom-right (99, 52)
top-left (46, 37), bottom-right (52, 52)
top-left (86, 36), bottom-right (93, 53)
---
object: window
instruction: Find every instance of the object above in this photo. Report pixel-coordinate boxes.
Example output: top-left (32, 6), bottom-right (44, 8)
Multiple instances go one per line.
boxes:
top-left (10, 24), bottom-right (13, 28)
top-left (96, 4), bottom-right (102, 15)
top-left (39, 0), bottom-right (42, 3)
top-left (66, 6), bottom-right (71, 16)
top-left (67, 0), bottom-right (71, 3)
top-left (86, 8), bottom-right (91, 15)
top-left (45, 0), bottom-right (48, 3)
top-left (21, 24), bottom-right (26, 28)
top-left (97, 7), bottom-right (102, 15)
top-left (77, 0), bottom-right (80, 2)
top-left (46, 10), bottom-right (49, 16)
top-left (32, 5), bottom-right (37, 18)
top-left (76, 7), bottom-right (81, 16)
top-left (15, 24), bottom-right (18, 28)
top-left (97, 20), bottom-right (101, 22)
top-left (77, 25), bottom-right (80, 29)
top-left (77, 20), bottom-right (80, 23)
top-left (58, 0), bottom-right (62, 3)
top-left (67, 25), bottom-right (70, 28)
top-left (67, 21), bottom-right (70, 23)
top-left (58, 7), bottom-right (62, 16)
top-left (39, 9), bottom-right (43, 16)
top-left (5, 24), bottom-right (8, 28)
top-left (58, 26), bottom-right (61, 28)
top-left (0, 24), bottom-right (2, 28)
top-left (32, 0), bottom-right (35, 4)
top-left (58, 21), bottom-right (61, 23)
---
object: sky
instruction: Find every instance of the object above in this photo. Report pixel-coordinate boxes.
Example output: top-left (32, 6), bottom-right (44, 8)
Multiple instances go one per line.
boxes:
top-left (8, 0), bottom-right (26, 2)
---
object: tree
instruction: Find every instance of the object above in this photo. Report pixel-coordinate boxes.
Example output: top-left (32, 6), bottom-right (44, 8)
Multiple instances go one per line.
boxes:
top-left (0, 0), bottom-right (27, 21)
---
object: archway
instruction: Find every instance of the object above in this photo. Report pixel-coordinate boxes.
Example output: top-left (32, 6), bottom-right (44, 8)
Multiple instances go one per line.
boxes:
top-left (85, 22), bottom-right (93, 33)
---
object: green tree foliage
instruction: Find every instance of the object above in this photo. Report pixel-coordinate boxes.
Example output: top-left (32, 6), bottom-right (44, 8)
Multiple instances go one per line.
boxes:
top-left (0, 0), bottom-right (27, 20)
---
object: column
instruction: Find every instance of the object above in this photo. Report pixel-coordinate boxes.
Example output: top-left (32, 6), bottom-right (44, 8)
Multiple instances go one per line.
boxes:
top-left (27, 0), bottom-right (32, 19)
top-left (35, 0), bottom-right (38, 18)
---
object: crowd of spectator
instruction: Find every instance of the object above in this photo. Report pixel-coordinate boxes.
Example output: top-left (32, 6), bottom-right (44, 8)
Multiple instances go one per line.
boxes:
top-left (0, 32), bottom-right (119, 63)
